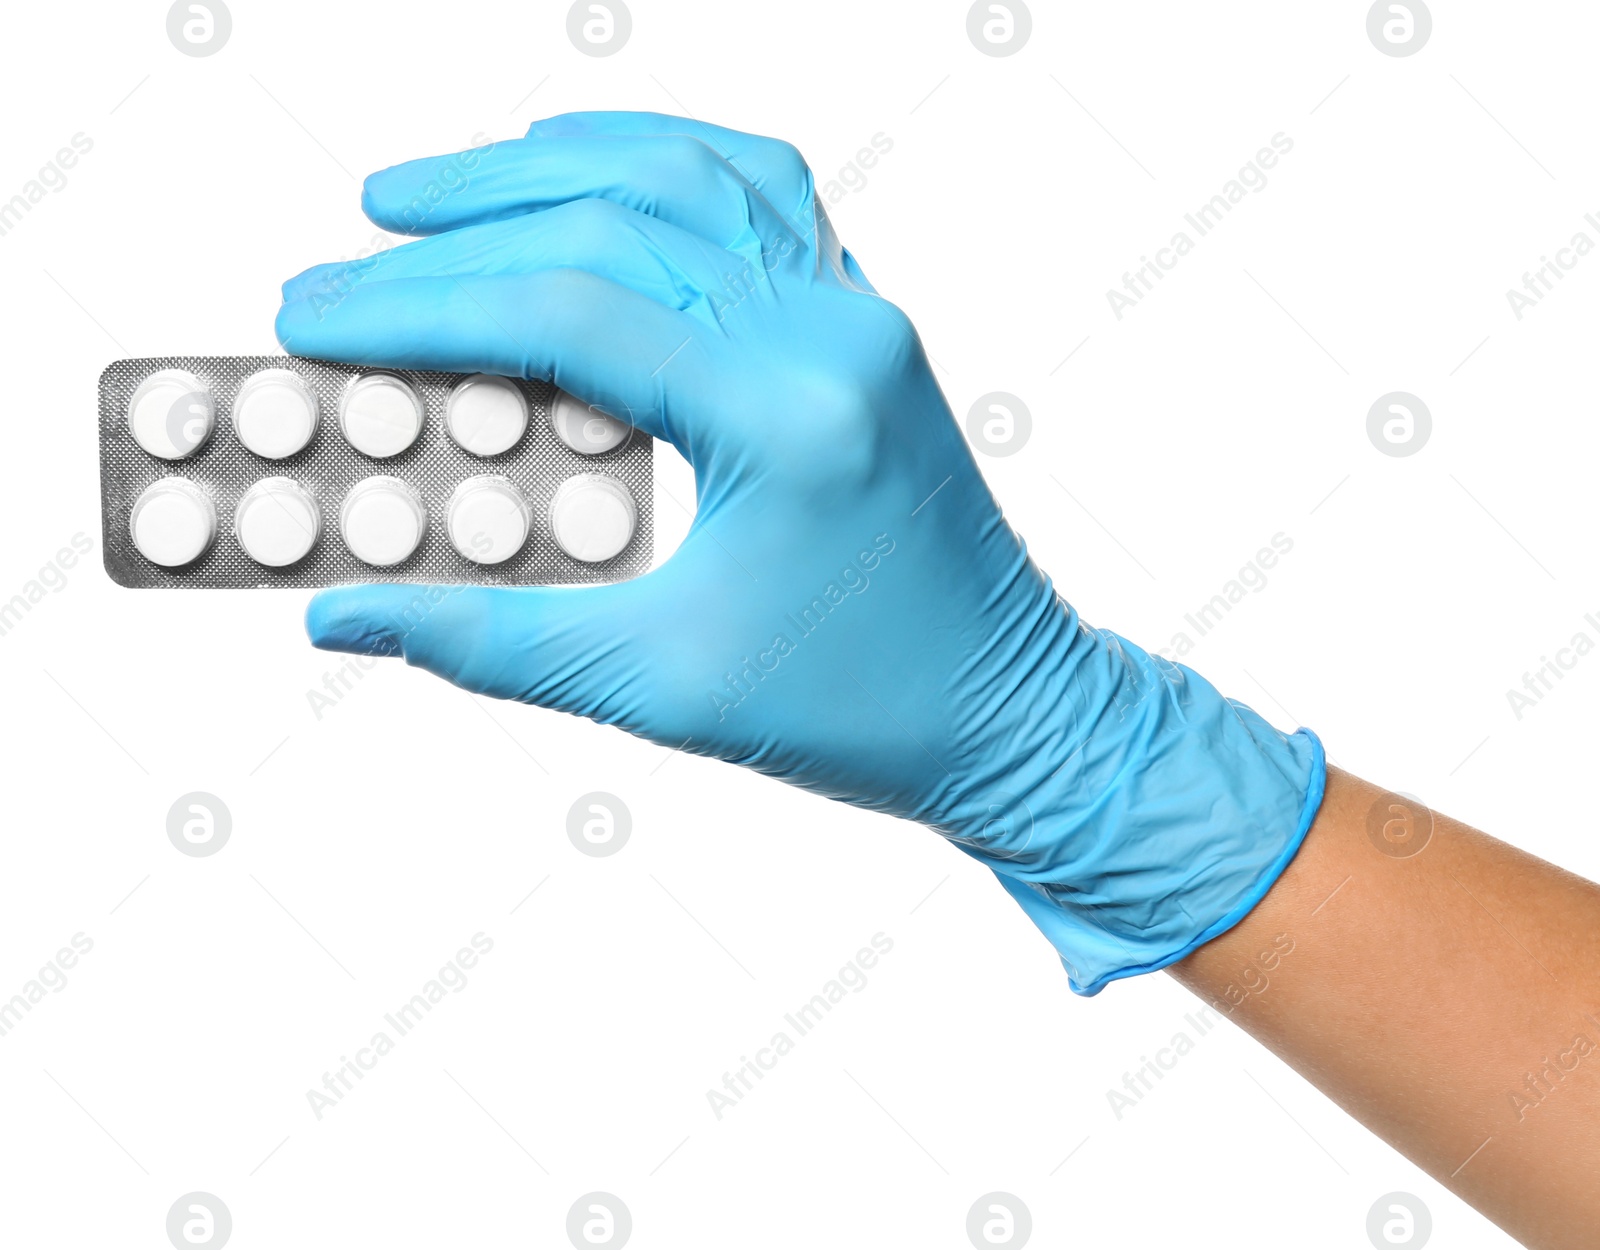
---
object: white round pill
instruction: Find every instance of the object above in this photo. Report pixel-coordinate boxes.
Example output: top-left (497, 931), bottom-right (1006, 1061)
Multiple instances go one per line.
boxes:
top-left (234, 368), bottom-right (319, 459)
top-left (340, 476), bottom-right (427, 567)
top-left (549, 388), bottom-right (631, 455)
top-left (128, 369), bottom-right (215, 459)
top-left (548, 474), bottom-right (637, 563)
top-left (338, 372), bottom-right (424, 458)
top-left (447, 475), bottom-right (531, 564)
top-left (446, 375), bottom-right (530, 457)
top-left (129, 477), bottom-right (217, 567)
top-left (234, 477), bottom-right (321, 567)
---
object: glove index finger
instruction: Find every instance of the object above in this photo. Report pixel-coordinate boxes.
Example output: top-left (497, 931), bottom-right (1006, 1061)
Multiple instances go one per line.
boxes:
top-left (360, 134), bottom-right (798, 260)
top-left (359, 134), bottom-right (504, 237)
top-left (274, 270), bottom-right (713, 449)
top-left (523, 111), bottom-right (827, 237)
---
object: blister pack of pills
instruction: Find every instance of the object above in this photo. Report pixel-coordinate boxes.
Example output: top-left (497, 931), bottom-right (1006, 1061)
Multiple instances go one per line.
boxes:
top-left (98, 356), bottom-right (653, 588)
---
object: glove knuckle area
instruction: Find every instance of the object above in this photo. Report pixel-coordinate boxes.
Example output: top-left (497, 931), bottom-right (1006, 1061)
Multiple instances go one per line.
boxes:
top-left (763, 138), bottom-right (808, 178)
top-left (857, 298), bottom-right (921, 365)
top-left (808, 287), bottom-right (924, 377)
top-left (749, 139), bottom-right (815, 227)
top-left (770, 372), bottom-right (887, 487)
top-left (650, 134), bottom-right (737, 201)
top-left (743, 136), bottom-right (809, 191)
top-left (515, 266), bottom-right (610, 318)
top-left (538, 196), bottom-right (643, 253)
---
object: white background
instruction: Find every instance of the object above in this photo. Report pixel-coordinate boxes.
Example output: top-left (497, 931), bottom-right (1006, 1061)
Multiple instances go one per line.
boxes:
top-left (1, 1), bottom-right (1594, 1246)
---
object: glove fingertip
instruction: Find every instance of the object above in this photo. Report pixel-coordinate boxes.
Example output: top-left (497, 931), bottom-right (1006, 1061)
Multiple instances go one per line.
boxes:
top-left (360, 165), bottom-right (422, 235)
top-left (359, 176), bottom-right (390, 230)
top-left (306, 586), bottom-right (404, 657)
top-left (279, 272), bottom-right (307, 304)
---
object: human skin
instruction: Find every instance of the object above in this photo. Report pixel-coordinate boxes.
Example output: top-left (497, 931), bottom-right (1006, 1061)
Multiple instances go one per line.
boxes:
top-left (1172, 766), bottom-right (1600, 1250)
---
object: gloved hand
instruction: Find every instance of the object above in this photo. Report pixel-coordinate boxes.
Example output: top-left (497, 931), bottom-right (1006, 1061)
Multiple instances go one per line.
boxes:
top-left (277, 111), bottom-right (1324, 994)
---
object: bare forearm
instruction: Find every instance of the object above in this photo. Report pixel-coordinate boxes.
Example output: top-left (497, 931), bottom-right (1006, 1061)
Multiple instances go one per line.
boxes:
top-left (1171, 766), bottom-right (1600, 1250)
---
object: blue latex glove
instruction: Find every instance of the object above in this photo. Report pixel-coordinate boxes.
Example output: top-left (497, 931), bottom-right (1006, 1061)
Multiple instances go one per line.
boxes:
top-left (278, 112), bottom-right (1325, 994)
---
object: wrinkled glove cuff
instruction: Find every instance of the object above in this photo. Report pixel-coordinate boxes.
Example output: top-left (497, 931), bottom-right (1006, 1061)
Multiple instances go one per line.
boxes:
top-left (994, 728), bottom-right (1325, 994)
top-left (941, 613), bottom-right (1328, 995)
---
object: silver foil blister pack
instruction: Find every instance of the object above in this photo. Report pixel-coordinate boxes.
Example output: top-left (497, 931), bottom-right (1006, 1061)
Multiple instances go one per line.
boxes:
top-left (98, 356), bottom-right (653, 588)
